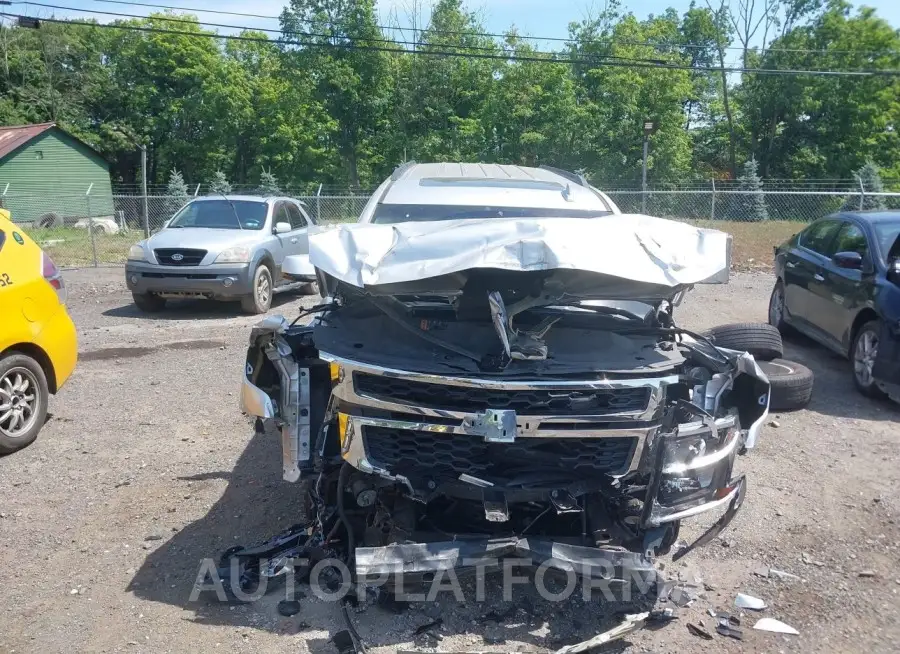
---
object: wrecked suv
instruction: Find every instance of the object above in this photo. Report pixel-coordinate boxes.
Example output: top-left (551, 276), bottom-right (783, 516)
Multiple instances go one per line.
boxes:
top-left (240, 164), bottom-right (771, 590)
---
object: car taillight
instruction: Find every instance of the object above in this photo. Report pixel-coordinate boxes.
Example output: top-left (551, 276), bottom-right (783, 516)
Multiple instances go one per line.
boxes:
top-left (42, 252), bottom-right (67, 304)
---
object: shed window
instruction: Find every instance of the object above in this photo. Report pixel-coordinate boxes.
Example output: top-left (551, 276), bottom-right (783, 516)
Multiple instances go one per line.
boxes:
top-left (35, 150), bottom-right (44, 160)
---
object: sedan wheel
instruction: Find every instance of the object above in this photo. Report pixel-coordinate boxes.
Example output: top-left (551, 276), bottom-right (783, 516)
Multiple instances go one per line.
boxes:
top-left (852, 321), bottom-right (885, 398)
top-left (768, 282), bottom-right (786, 331)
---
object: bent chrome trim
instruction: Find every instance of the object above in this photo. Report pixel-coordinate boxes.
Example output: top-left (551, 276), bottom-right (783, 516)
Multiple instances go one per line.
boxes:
top-left (322, 352), bottom-right (676, 423)
top-left (650, 477), bottom-right (744, 525)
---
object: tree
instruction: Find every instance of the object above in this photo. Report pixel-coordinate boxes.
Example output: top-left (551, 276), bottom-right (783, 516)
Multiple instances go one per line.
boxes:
top-left (258, 169), bottom-right (281, 195)
top-left (166, 168), bottom-right (189, 214)
top-left (280, 0), bottom-right (392, 187)
top-left (209, 171), bottom-right (232, 195)
top-left (843, 161), bottom-right (887, 211)
top-left (736, 158), bottom-right (768, 221)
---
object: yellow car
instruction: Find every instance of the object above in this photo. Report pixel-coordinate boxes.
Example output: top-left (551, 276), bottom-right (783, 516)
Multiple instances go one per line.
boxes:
top-left (0, 208), bottom-right (77, 453)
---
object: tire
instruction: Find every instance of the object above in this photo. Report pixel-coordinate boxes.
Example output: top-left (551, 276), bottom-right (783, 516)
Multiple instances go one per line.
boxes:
top-left (298, 281), bottom-right (319, 296)
top-left (132, 292), bottom-right (167, 313)
top-left (37, 212), bottom-right (63, 229)
top-left (768, 280), bottom-right (789, 332)
top-left (241, 264), bottom-right (273, 314)
top-left (0, 353), bottom-right (50, 454)
top-left (759, 358), bottom-right (814, 411)
top-left (850, 320), bottom-right (886, 399)
top-left (705, 322), bottom-right (784, 361)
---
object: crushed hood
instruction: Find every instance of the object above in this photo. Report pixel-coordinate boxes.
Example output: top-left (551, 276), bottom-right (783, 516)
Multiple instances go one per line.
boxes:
top-left (309, 215), bottom-right (731, 298)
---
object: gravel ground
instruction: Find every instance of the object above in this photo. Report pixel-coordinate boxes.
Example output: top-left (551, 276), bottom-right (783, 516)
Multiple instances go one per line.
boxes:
top-left (1, 268), bottom-right (898, 654)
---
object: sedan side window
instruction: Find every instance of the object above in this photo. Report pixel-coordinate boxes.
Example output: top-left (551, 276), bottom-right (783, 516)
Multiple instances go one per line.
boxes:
top-left (286, 203), bottom-right (307, 230)
top-left (799, 220), bottom-right (841, 256)
top-left (832, 222), bottom-right (868, 257)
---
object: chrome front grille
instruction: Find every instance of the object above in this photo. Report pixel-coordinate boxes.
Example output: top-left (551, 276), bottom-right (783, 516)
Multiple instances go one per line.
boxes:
top-left (353, 372), bottom-right (651, 417)
top-left (363, 425), bottom-right (638, 477)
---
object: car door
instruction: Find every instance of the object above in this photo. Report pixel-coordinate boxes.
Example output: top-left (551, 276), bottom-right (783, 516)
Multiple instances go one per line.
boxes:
top-left (283, 202), bottom-right (310, 257)
top-left (818, 221), bottom-right (877, 352)
top-left (268, 201), bottom-right (289, 273)
top-left (783, 219), bottom-right (842, 329)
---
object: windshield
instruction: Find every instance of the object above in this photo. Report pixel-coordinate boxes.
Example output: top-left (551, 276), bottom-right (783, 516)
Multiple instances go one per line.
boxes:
top-left (372, 204), bottom-right (612, 224)
top-left (168, 200), bottom-right (268, 230)
top-left (874, 220), bottom-right (900, 260)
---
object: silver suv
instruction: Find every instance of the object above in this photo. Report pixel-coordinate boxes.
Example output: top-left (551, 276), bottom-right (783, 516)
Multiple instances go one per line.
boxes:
top-left (125, 195), bottom-right (316, 314)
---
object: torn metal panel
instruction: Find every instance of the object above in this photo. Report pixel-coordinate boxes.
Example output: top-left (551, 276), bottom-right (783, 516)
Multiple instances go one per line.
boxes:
top-left (308, 215), bottom-right (732, 292)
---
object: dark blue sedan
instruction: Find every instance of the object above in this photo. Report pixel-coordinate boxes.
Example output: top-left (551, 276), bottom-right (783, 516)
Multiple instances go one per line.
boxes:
top-left (769, 211), bottom-right (900, 401)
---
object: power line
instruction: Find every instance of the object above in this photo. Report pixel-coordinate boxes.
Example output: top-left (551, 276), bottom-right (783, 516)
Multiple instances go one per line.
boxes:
top-left (4, 11), bottom-right (900, 77)
top-left (18, 0), bottom-right (900, 58)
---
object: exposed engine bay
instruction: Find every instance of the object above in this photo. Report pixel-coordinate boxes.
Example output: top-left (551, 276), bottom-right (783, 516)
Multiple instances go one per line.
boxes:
top-left (241, 249), bottom-right (770, 589)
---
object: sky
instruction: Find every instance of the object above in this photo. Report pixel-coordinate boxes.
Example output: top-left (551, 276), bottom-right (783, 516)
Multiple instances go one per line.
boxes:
top-left (9, 0), bottom-right (900, 46)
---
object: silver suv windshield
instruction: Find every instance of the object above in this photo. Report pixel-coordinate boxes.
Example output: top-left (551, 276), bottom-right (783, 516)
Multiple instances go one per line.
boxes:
top-left (168, 200), bottom-right (267, 230)
top-left (371, 204), bottom-right (612, 224)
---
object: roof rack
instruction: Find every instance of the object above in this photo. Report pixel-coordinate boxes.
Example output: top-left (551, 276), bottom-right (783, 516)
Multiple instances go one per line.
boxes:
top-left (390, 160), bottom-right (418, 181)
top-left (539, 165), bottom-right (589, 188)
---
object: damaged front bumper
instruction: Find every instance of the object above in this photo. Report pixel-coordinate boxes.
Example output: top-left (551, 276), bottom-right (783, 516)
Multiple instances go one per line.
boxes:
top-left (241, 318), bottom-right (768, 562)
top-left (355, 536), bottom-right (658, 591)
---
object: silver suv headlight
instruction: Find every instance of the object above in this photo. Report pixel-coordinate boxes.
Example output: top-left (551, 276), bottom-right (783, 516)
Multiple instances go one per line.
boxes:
top-left (214, 246), bottom-right (251, 264)
top-left (127, 243), bottom-right (146, 262)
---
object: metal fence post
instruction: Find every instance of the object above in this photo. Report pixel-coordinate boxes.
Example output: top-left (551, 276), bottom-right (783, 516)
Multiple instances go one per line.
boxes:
top-left (316, 183), bottom-right (322, 224)
top-left (141, 145), bottom-right (150, 238)
top-left (86, 184), bottom-right (98, 267)
top-left (710, 178), bottom-right (716, 221)
top-left (857, 174), bottom-right (866, 211)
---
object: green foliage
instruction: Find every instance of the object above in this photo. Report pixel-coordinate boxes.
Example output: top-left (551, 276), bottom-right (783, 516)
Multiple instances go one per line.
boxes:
top-left (843, 160), bottom-right (887, 211)
top-left (165, 168), bottom-right (189, 213)
top-left (209, 171), bottom-right (232, 195)
top-left (736, 158), bottom-right (769, 222)
top-left (258, 169), bottom-right (281, 195)
top-left (0, 2), bottom-right (898, 193)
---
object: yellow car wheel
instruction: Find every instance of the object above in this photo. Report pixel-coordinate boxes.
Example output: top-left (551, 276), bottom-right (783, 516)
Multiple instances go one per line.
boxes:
top-left (0, 352), bottom-right (50, 454)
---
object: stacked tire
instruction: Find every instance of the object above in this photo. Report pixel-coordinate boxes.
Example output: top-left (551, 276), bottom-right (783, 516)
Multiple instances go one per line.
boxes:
top-left (704, 323), bottom-right (814, 411)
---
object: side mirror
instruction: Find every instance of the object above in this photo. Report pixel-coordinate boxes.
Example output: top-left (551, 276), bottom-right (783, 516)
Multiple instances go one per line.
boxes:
top-left (274, 221), bottom-right (291, 235)
top-left (832, 251), bottom-right (863, 270)
top-left (888, 259), bottom-right (900, 285)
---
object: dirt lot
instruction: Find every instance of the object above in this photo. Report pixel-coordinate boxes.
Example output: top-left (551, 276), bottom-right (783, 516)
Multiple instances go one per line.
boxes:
top-left (1, 268), bottom-right (898, 654)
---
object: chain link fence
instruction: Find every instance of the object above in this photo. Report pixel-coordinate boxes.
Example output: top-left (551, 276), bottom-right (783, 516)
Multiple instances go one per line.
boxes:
top-left (3, 187), bottom-right (900, 269)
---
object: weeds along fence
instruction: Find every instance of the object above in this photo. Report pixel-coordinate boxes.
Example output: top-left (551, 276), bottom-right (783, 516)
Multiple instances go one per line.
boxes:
top-left (3, 188), bottom-right (900, 269)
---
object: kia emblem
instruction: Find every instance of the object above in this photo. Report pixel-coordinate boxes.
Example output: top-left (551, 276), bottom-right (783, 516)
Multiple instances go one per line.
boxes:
top-left (171, 253), bottom-right (184, 261)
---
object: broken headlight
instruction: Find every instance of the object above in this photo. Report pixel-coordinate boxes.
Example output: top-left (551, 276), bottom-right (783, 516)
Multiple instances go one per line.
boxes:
top-left (657, 417), bottom-right (740, 506)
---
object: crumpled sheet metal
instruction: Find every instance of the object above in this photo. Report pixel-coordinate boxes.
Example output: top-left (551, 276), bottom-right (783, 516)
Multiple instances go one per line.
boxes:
top-left (308, 215), bottom-right (731, 289)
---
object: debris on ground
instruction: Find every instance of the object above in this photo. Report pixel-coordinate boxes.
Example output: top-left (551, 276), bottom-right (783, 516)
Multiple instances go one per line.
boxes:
top-left (668, 584), bottom-right (698, 608)
top-left (552, 612), bottom-right (659, 654)
top-left (331, 630), bottom-right (360, 654)
top-left (769, 568), bottom-right (801, 581)
top-left (735, 593), bottom-right (767, 611)
top-left (414, 618), bottom-right (443, 636)
top-left (754, 617), bottom-right (800, 635)
top-left (752, 566), bottom-right (770, 578)
top-left (716, 614), bottom-right (744, 640)
top-left (858, 570), bottom-right (877, 578)
top-left (276, 599), bottom-right (301, 617)
top-left (687, 623), bottom-right (714, 640)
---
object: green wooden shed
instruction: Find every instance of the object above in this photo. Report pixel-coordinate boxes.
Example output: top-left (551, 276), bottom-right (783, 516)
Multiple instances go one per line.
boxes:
top-left (0, 123), bottom-right (114, 225)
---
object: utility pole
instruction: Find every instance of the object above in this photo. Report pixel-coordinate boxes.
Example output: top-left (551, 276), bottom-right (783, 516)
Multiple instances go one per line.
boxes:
top-left (641, 120), bottom-right (657, 214)
top-left (140, 144), bottom-right (149, 238)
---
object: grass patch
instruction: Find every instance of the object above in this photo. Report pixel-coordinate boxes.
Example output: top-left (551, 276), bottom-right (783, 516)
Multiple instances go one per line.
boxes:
top-left (24, 227), bottom-right (136, 268)
top-left (687, 219), bottom-right (803, 271)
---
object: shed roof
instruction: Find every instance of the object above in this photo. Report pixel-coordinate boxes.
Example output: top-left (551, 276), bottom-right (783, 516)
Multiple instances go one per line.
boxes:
top-left (0, 122), bottom-right (107, 164)
top-left (0, 123), bottom-right (56, 160)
